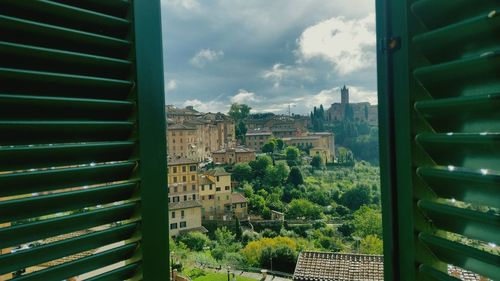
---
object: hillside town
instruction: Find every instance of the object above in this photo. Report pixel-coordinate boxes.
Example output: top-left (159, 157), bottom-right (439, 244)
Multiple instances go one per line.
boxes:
top-left (165, 94), bottom-right (342, 236)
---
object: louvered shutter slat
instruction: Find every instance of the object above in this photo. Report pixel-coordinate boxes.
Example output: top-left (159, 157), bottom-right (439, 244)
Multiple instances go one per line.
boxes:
top-left (0, 223), bottom-right (138, 275)
top-left (0, 203), bottom-right (137, 250)
top-left (0, 141), bottom-right (135, 171)
top-left (417, 200), bottom-right (499, 245)
top-left (1, 1), bottom-right (168, 278)
top-left (0, 182), bottom-right (137, 224)
top-left (11, 243), bottom-right (138, 281)
top-left (378, 0), bottom-right (499, 280)
top-left (0, 162), bottom-right (136, 197)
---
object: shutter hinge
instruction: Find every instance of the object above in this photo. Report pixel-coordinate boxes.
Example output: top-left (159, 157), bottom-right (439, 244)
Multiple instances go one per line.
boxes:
top-left (381, 36), bottom-right (401, 53)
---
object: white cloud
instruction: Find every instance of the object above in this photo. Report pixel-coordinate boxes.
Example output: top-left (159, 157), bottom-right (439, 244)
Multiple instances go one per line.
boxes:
top-left (165, 0), bottom-right (200, 10)
top-left (298, 13), bottom-right (376, 75)
top-left (262, 63), bottom-right (314, 88)
top-left (230, 89), bottom-right (260, 104)
top-left (182, 99), bottom-right (228, 113)
top-left (166, 79), bottom-right (177, 91)
top-left (190, 49), bottom-right (224, 68)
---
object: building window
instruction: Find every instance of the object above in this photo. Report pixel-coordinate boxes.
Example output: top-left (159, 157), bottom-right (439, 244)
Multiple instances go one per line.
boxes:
top-left (190, 165), bottom-right (197, 172)
top-left (209, 195), bottom-right (214, 200)
top-left (201, 186), bottom-right (205, 191)
top-left (182, 166), bottom-right (186, 172)
top-left (183, 195), bottom-right (187, 201)
top-left (180, 222), bottom-right (187, 228)
top-left (217, 196), bottom-right (220, 201)
top-left (183, 186), bottom-right (187, 192)
top-left (174, 186), bottom-right (178, 192)
top-left (202, 196), bottom-right (205, 200)
top-left (182, 176), bottom-right (186, 182)
top-left (171, 211), bottom-right (175, 218)
top-left (173, 177), bottom-right (177, 183)
top-left (192, 194), bottom-right (196, 200)
top-left (226, 195), bottom-right (229, 200)
top-left (216, 176), bottom-right (220, 182)
top-left (181, 210), bottom-right (185, 218)
top-left (191, 175), bottom-right (195, 181)
top-left (173, 167), bottom-right (177, 173)
top-left (216, 187), bottom-right (221, 192)
top-left (192, 184), bottom-right (196, 191)
top-left (170, 223), bottom-right (178, 230)
top-left (225, 186), bottom-right (230, 191)
top-left (209, 184), bottom-right (213, 190)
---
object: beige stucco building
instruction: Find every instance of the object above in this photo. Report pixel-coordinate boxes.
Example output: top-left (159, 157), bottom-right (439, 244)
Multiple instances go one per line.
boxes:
top-left (166, 106), bottom-right (236, 161)
top-left (211, 147), bottom-right (256, 164)
top-left (198, 170), bottom-right (232, 220)
top-left (229, 193), bottom-right (248, 220)
top-left (283, 132), bottom-right (335, 163)
top-left (245, 130), bottom-right (273, 152)
top-left (167, 158), bottom-right (205, 237)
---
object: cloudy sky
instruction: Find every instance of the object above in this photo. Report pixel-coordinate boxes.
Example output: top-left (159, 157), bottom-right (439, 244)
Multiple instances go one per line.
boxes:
top-left (161, 0), bottom-right (377, 115)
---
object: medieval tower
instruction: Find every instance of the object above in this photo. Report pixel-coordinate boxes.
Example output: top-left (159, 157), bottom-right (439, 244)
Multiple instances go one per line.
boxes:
top-left (341, 85), bottom-right (349, 105)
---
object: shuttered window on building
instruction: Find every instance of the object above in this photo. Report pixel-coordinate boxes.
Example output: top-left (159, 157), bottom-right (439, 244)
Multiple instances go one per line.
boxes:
top-left (377, 0), bottom-right (499, 280)
top-left (0, 1), bottom-right (169, 280)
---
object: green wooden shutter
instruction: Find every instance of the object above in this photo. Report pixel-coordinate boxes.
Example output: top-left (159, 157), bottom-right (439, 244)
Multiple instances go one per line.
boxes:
top-left (377, 0), bottom-right (499, 280)
top-left (0, 1), bottom-right (169, 280)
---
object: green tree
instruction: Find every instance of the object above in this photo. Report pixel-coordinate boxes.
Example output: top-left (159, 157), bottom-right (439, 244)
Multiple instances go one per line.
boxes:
top-left (215, 226), bottom-right (236, 246)
top-left (242, 182), bottom-right (254, 197)
top-left (359, 235), bottom-right (383, 254)
top-left (233, 163), bottom-right (252, 182)
top-left (177, 232), bottom-right (210, 251)
top-left (307, 189), bottom-right (330, 206)
top-left (236, 121), bottom-right (248, 144)
top-left (316, 235), bottom-right (344, 252)
top-left (249, 194), bottom-right (266, 214)
top-left (311, 154), bottom-right (323, 169)
top-left (260, 245), bottom-right (297, 273)
top-left (264, 162), bottom-right (290, 186)
top-left (286, 199), bottom-right (322, 220)
top-left (249, 155), bottom-right (272, 177)
top-left (341, 184), bottom-right (373, 211)
top-left (229, 103), bottom-right (251, 143)
top-left (262, 139), bottom-right (277, 154)
top-left (275, 138), bottom-right (285, 151)
top-left (287, 167), bottom-right (304, 186)
top-left (262, 207), bottom-right (272, 220)
top-left (353, 206), bottom-right (383, 238)
top-left (285, 146), bottom-right (300, 166)
top-left (235, 218), bottom-right (243, 241)
top-left (338, 222), bottom-right (355, 237)
top-left (212, 227), bottom-right (240, 260)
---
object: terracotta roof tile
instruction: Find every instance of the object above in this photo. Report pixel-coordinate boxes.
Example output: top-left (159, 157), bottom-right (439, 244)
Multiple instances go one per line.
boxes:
top-left (293, 251), bottom-right (383, 281)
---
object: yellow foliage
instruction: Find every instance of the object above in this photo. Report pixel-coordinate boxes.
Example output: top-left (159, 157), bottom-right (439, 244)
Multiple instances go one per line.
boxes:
top-left (241, 236), bottom-right (297, 265)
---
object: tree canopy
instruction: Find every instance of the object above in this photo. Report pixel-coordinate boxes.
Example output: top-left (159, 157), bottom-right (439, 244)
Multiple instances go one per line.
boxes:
top-left (287, 166), bottom-right (304, 186)
top-left (229, 103), bottom-right (251, 143)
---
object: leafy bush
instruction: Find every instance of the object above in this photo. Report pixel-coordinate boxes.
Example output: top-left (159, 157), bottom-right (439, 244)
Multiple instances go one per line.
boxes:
top-left (184, 268), bottom-right (207, 279)
top-left (177, 232), bottom-right (211, 251)
top-left (353, 206), bottom-right (382, 238)
top-left (359, 235), bottom-right (383, 254)
top-left (286, 199), bottom-right (322, 220)
top-left (341, 184), bottom-right (372, 211)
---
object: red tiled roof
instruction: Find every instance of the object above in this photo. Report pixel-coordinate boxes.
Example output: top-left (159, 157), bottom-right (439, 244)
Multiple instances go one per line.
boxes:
top-left (293, 251), bottom-right (383, 281)
top-left (231, 193), bottom-right (247, 204)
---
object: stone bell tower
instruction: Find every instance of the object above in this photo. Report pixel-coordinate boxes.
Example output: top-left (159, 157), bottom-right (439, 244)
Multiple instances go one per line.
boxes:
top-left (341, 85), bottom-right (349, 105)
